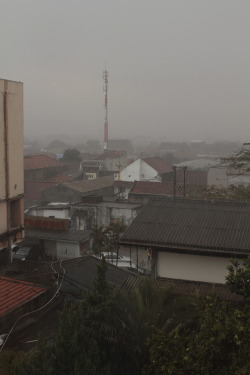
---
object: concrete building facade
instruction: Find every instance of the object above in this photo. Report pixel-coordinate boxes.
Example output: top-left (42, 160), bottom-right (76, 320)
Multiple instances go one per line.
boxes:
top-left (0, 79), bottom-right (24, 265)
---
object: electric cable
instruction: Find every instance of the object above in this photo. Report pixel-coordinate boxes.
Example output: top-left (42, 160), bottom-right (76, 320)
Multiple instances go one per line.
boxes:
top-left (0, 260), bottom-right (65, 352)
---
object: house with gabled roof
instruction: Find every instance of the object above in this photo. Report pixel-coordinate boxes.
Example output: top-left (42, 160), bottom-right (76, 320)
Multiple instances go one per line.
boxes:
top-left (43, 175), bottom-right (114, 203)
top-left (127, 180), bottom-right (183, 204)
top-left (120, 197), bottom-right (250, 284)
top-left (0, 276), bottom-right (47, 332)
top-left (116, 157), bottom-right (173, 183)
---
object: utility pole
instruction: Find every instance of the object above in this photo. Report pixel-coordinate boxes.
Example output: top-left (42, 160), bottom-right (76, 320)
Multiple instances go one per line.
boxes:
top-left (103, 69), bottom-right (109, 150)
top-left (183, 166), bottom-right (187, 198)
top-left (173, 166), bottom-right (176, 198)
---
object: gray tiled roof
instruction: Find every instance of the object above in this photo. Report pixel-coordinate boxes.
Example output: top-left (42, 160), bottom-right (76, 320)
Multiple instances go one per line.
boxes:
top-left (121, 197), bottom-right (250, 255)
top-left (63, 175), bottom-right (114, 193)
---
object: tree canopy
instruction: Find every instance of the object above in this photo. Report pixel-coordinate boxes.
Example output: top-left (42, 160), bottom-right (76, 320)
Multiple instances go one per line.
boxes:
top-left (62, 148), bottom-right (81, 162)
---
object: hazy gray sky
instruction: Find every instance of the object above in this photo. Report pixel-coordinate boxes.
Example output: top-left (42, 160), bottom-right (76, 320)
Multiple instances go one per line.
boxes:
top-left (1, 0), bottom-right (249, 143)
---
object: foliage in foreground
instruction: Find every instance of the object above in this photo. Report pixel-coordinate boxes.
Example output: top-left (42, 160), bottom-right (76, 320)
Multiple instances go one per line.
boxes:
top-left (2, 258), bottom-right (250, 375)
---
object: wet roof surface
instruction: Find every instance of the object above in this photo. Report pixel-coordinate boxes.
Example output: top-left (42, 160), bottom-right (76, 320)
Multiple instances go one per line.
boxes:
top-left (121, 197), bottom-right (250, 255)
top-left (0, 277), bottom-right (46, 316)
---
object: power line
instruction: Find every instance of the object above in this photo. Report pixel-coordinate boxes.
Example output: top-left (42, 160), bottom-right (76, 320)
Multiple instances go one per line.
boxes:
top-left (0, 260), bottom-right (65, 352)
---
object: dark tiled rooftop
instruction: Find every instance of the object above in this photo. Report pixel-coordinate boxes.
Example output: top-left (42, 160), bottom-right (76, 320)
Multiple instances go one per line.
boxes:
top-left (143, 157), bottom-right (173, 174)
top-left (121, 197), bottom-right (250, 255)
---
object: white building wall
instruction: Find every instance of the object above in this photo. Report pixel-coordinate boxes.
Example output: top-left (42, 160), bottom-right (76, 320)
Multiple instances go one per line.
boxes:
top-left (28, 207), bottom-right (70, 219)
top-left (157, 251), bottom-right (230, 284)
top-left (207, 167), bottom-right (228, 187)
top-left (208, 166), bottom-right (250, 188)
top-left (57, 241), bottom-right (79, 259)
top-left (120, 159), bottom-right (158, 182)
top-left (0, 79), bottom-right (24, 252)
top-left (44, 240), bottom-right (57, 258)
top-left (111, 207), bottom-right (138, 226)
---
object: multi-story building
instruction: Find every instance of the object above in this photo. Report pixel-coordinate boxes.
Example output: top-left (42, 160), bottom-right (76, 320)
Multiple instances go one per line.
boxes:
top-left (0, 79), bottom-right (24, 265)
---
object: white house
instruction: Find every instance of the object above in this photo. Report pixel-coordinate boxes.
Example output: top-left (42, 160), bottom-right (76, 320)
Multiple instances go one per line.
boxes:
top-left (116, 157), bottom-right (173, 182)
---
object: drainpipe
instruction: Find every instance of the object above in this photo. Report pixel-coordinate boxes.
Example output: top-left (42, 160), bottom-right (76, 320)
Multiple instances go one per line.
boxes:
top-left (3, 82), bottom-right (12, 262)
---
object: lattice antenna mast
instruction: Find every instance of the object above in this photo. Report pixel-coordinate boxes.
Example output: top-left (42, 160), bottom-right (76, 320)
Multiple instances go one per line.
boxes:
top-left (103, 69), bottom-right (109, 150)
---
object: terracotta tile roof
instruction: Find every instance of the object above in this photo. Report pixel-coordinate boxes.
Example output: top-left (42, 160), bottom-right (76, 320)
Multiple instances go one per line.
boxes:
top-left (143, 157), bottom-right (173, 174)
top-left (130, 181), bottom-right (183, 196)
top-left (0, 277), bottom-right (46, 316)
top-left (24, 154), bottom-right (63, 170)
top-left (121, 197), bottom-right (250, 255)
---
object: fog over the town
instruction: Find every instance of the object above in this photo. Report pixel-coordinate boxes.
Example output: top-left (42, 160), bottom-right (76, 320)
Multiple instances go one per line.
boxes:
top-left (1, 0), bottom-right (249, 144)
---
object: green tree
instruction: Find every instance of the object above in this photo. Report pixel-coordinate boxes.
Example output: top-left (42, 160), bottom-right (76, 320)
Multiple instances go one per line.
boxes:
top-left (62, 148), bottom-right (81, 162)
top-left (144, 293), bottom-right (250, 375)
top-left (226, 256), bottom-right (250, 299)
top-left (91, 224), bottom-right (107, 255)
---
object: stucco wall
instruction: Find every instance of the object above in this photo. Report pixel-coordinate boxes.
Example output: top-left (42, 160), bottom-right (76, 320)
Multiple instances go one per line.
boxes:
top-left (157, 251), bottom-right (230, 284)
top-left (57, 241), bottom-right (79, 259)
top-left (207, 167), bottom-right (228, 187)
top-left (0, 79), bottom-right (24, 252)
top-left (0, 80), bottom-right (23, 199)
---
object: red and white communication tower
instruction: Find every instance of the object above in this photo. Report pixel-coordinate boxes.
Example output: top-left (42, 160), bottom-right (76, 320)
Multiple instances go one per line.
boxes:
top-left (103, 69), bottom-right (109, 150)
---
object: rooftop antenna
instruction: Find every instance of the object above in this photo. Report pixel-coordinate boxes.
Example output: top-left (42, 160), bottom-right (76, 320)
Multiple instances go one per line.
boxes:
top-left (103, 68), bottom-right (109, 150)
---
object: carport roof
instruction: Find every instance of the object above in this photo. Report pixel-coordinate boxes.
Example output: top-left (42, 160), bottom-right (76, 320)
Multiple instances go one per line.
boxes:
top-left (25, 229), bottom-right (91, 242)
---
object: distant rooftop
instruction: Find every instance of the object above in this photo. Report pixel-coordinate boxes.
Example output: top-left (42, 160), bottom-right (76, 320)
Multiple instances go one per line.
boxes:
top-left (24, 154), bottom-right (63, 170)
top-left (0, 277), bottom-right (46, 316)
top-left (143, 157), bottom-right (173, 174)
top-left (107, 139), bottom-right (133, 153)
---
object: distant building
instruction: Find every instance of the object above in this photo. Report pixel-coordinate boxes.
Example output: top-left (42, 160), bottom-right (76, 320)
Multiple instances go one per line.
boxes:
top-left (128, 180), bottom-right (183, 204)
top-left (26, 196), bottom-right (142, 231)
top-left (208, 163), bottom-right (250, 188)
top-left (116, 157), bottom-right (173, 182)
top-left (43, 175), bottom-right (114, 203)
top-left (0, 79), bottom-right (24, 265)
top-left (107, 139), bottom-right (133, 155)
top-left (24, 154), bottom-right (66, 181)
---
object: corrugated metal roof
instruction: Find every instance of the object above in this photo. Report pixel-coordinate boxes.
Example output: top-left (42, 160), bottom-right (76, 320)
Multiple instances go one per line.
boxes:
top-left (0, 277), bottom-right (46, 316)
top-left (63, 175), bottom-right (114, 193)
top-left (121, 197), bottom-right (250, 255)
top-left (25, 229), bottom-right (91, 242)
